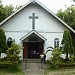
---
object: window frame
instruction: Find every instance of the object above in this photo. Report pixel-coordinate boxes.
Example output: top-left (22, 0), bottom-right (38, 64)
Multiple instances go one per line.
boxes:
top-left (54, 38), bottom-right (59, 48)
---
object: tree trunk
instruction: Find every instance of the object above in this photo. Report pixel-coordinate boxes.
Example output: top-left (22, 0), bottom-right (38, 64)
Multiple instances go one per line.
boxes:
top-left (74, 54), bottom-right (75, 61)
top-left (66, 53), bottom-right (69, 61)
top-left (0, 53), bottom-right (1, 61)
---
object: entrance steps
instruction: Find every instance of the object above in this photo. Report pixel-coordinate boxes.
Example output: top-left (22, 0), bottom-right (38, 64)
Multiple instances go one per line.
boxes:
top-left (22, 59), bottom-right (41, 63)
top-left (20, 59), bottom-right (48, 70)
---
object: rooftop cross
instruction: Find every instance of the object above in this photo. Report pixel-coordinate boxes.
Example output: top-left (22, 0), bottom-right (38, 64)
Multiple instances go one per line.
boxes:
top-left (29, 13), bottom-right (38, 30)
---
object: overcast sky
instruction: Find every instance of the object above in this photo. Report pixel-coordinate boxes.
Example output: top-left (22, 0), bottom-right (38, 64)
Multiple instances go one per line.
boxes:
top-left (1, 0), bottom-right (75, 13)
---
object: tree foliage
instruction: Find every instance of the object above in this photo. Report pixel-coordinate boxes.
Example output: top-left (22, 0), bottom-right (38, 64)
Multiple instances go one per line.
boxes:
top-left (15, 5), bottom-right (22, 11)
top-left (57, 5), bottom-right (75, 30)
top-left (61, 29), bottom-right (74, 60)
top-left (7, 40), bottom-right (23, 68)
top-left (49, 48), bottom-right (62, 68)
top-left (0, 0), bottom-right (22, 22)
top-left (0, 29), bottom-right (7, 54)
top-left (73, 39), bottom-right (75, 61)
top-left (7, 40), bottom-right (22, 62)
top-left (0, 3), bottom-right (14, 22)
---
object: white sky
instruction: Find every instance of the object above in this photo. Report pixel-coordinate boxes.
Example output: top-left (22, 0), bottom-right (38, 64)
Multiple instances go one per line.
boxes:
top-left (1, 0), bottom-right (75, 13)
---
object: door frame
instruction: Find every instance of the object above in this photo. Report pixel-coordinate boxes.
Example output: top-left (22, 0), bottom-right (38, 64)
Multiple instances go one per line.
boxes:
top-left (23, 42), bottom-right (44, 59)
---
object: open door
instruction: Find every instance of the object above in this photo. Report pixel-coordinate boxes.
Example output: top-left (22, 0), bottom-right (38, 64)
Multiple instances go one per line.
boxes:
top-left (39, 42), bottom-right (44, 55)
top-left (23, 42), bottom-right (28, 58)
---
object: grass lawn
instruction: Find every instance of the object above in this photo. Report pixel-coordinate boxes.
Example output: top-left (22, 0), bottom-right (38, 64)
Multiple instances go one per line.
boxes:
top-left (0, 69), bottom-right (25, 75)
top-left (45, 68), bottom-right (75, 75)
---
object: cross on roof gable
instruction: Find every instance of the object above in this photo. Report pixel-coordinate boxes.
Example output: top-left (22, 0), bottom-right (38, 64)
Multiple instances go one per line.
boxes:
top-left (29, 13), bottom-right (38, 30)
top-left (0, 0), bottom-right (75, 33)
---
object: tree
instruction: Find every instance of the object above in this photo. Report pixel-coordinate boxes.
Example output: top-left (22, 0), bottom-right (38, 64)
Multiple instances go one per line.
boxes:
top-left (15, 5), bottom-right (22, 11)
top-left (49, 48), bottom-right (62, 68)
top-left (4, 5), bottom-right (14, 17)
top-left (0, 29), bottom-right (7, 58)
top-left (0, 1), bottom-right (14, 22)
top-left (52, 48), bottom-right (62, 64)
top-left (0, 4), bottom-right (5, 22)
top-left (0, 2), bottom-right (23, 22)
top-left (73, 39), bottom-right (75, 61)
top-left (61, 29), bottom-right (74, 60)
top-left (57, 5), bottom-right (75, 30)
top-left (7, 40), bottom-right (23, 68)
top-left (46, 47), bottom-right (53, 54)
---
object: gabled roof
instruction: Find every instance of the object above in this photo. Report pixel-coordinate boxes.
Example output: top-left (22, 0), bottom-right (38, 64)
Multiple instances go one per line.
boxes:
top-left (0, 0), bottom-right (75, 33)
top-left (20, 30), bottom-right (47, 41)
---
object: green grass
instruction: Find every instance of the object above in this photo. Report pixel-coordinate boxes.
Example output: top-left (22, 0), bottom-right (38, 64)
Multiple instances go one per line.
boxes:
top-left (0, 72), bottom-right (25, 75)
top-left (45, 68), bottom-right (75, 75)
top-left (0, 68), bottom-right (25, 75)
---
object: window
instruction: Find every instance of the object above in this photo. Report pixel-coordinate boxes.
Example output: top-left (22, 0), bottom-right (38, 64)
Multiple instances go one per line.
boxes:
top-left (54, 38), bottom-right (59, 48)
top-left (7, 37), bottom-right (12, 47)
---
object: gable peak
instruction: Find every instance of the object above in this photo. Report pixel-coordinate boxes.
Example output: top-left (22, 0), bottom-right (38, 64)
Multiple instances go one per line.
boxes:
top-left (30, 0), bottom-right (36, 1)
top-left (30, 0), bottom-right (37, 3)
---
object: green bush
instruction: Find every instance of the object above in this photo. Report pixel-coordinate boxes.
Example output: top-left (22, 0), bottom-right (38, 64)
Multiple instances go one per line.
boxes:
top-left (58, 63), bottom-right (75, 67)
top-left (1, 57), bottom-right (8, 62)
top-left (0, 61), bottom-right (21, 72)
top-left (6, 40), bottom-right (23, 70)
top-left (0, 29), bottom-right (7, 57)
top-left (0, 61), bottom-right (12, 68)
top-left (7, 40), bottom-right (22, 62)
top-left (0, 40), bottom-right (23, 71)
top-left (48, 48), bottom-right (62, 69)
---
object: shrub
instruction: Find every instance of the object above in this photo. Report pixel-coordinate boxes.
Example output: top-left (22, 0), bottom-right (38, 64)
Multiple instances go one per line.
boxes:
top-left (6, 40), bottom-right (23, 69)
top-left (0, 29), bottom-right (7, 58)
top-left (61, 29), bottom-right (74, 60)
top-left (58, 62), bottom-right (75, 67)
top-left (0, 61), bottom-right (12, 68)
top-left (0, 61), bottom-right (21, 72)
top-left (1, 57), bottom-right (8, 62)
top-left (48, 48), bottom-right (62, 68)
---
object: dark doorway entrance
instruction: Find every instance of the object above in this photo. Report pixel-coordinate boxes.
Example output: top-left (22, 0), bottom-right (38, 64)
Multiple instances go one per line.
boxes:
top-left (28, 42), bottom-right (39, 59)
top-left (23, 42), bottom-right (44, 59)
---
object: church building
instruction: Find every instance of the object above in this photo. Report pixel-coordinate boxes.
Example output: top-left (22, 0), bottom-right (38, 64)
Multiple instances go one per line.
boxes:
top-left (0, 0), bottom-right (75, 60)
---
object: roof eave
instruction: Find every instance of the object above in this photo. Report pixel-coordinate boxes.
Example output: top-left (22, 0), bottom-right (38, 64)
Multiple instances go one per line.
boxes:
top-left (0, 0), bottom-right (32, 26)
top-left (35, 0), bottom-right (75, 33)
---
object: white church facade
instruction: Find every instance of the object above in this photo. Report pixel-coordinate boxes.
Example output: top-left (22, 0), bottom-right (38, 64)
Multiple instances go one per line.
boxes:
top-left (0, 0), bottom-right (75, 60)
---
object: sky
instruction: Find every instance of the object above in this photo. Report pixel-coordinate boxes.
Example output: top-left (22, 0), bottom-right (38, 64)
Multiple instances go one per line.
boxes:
top-left (1, 0), bottom-right (75, 13)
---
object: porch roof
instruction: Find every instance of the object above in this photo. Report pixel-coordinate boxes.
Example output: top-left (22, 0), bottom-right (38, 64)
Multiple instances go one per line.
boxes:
top-left (20, 30), bottom-right (47, 41)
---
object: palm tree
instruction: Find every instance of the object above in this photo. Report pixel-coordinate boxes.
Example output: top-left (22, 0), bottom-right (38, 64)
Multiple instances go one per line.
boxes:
top-left (46, 47), bottom-right (53, 54)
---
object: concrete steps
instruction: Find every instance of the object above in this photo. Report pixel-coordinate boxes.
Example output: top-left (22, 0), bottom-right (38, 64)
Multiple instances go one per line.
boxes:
top-left (20, 59), bottom-right (48, 70)
top-left (23, 59), bottom-right (41, 63)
